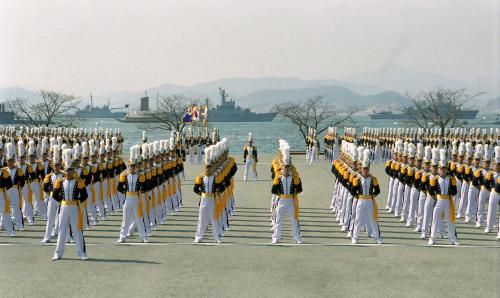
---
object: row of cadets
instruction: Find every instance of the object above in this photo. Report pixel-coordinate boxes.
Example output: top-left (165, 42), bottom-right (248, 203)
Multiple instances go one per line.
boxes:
top-left (427, 148), bottom-right (460, 245)
top-left (1, 142), bottom-right (26, 232)
top-left (329, 138), bottom-right (382, 244)
top-left (193, 138), bottom-right (237, 243)
top-left (0, 142), bottom-right (18, 236)
top-left (117, 144), bottom-right (148, 243)
top-left (41, 144), bottom-right (64, 242)
top-left (51, 148), bottom-right (89, 260)
top-left (305, 128), bottom-right (320, 164)
top-left (349, 145), bottom-right (383, 244)
top-left (185, 127), bottom-right (208, 164)
top-left (270, 141), bottom-right (303, 244)
top-left (359, 127), bottom-right (387, 164)
top-left (243, 132), bottom-right (258, 181)
top-left (323, 126), bottom-right (339, 162)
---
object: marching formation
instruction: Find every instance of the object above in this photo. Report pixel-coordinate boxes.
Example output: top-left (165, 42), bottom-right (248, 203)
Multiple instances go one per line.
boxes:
top-left (117, 131), bottom-right (186, 243)
top-left (329, 132), bottom-right (383, 244)
top-left (1, 123), bottom-right (499, 261)
top-left (328, 126), bottom-right (500, 244)
top-left (193, 137), bottom-right (237, 243)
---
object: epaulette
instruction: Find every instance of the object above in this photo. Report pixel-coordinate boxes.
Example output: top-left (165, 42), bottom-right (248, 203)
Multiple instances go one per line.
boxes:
top-left (138, 173), bottom-right (146, 183)
top-left (54, 177), bottom-right (64, 188)
top-left (372, 176), bottom-right (379, 186)
top-left (194, 175), bottom-right (202, 184)
top-left (77, 178), bottom-right (85, 189)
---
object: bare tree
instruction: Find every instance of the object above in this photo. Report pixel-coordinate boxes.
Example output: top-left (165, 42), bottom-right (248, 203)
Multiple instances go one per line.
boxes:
top-left (7, 89), bottom-right (81, 127)
top-left (146, 95), bottom-right (207, 132)
top-left (401, 87), bottom-right (483, 136)
top-left (273, 96), bottom-right (356, 144)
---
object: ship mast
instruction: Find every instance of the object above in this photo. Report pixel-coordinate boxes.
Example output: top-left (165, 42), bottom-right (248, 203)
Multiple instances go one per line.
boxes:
top-left (89, 92), bottom-right (94, 108)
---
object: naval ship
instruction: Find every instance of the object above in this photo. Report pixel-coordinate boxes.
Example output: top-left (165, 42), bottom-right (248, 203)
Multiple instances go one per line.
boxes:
top-left (75, 94), bottom-right (126, 118)
top-left (208, 88), bottom-right (277, 122)
top-left (117, 88), bottom-right (277, 123)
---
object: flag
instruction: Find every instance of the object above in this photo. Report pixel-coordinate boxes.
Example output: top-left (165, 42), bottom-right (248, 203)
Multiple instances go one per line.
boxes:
top-left (202, 104), bottom-right (208, 126)
top-left (181, 104), bottom-right (200, 124)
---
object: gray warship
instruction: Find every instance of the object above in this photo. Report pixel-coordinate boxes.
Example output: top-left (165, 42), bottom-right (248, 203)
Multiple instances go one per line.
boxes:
top-left (208, 88), bottom-right (277, 122)
top-left (75, 94), bottom-right (126, 118)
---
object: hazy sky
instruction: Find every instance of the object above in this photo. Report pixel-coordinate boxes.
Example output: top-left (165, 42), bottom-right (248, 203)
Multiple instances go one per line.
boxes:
top-left (0, 0), bottom-right (498, 95)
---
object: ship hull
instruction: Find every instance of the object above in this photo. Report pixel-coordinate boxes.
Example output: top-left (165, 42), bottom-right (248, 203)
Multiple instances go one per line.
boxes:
top-left (76, 112), bottom-right (126, 118)
top-left (369, 110), bottom-right (479, 120)
top-left (116, 112), bottom-right (278, 123)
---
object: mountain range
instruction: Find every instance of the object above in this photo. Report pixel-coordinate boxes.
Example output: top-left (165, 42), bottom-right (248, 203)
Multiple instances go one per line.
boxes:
top-left (0, 68), bottom-right (496, 114)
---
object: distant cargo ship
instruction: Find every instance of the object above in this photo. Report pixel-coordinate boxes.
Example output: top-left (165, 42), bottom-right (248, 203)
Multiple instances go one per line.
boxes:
top-left (117, 88), bottom-right (277, 123)
top-left (0, 102), bottom-right (23, 124)
top-left (369, 109), bottom-right (479, 120)
top-left (75, 95), bottom-right (126, 118)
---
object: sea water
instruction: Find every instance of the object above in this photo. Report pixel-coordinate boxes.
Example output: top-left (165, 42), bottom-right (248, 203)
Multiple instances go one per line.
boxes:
top-left (83, 115), bottom-right (499, 154)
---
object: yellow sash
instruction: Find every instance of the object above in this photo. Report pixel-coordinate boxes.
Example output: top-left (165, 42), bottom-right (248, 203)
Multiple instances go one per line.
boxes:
top-left (3, 189), bottom-right (10, 214)
top-left (151, 190), bottom-right (156, 209)
top-left (145, 192), bottom-right (151, 214)
top-left (99, 182), bottom-right (104, 202)
top-left (90, 184), bottom-right (96, 204)
top-left (137, 191), bottom-right (143, 217)
top-left (28, 184), bottom-right (33, 204)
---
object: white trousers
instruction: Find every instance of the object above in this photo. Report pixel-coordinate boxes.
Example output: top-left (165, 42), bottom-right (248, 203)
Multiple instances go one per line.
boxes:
top-left (95, 183), bottom-right (106, 218)
top-left (415, 192), bottom-right (427, 231)
top-left (54, 204), bottom-right (86, 258)
top-left (243, 158), bottom-right (257, 181)
top-left (477, 189), bottom-right (489, 225)
top-left (352, 199), bottom-right (380, 240)
top-left (407, 187), bottom-right (420, 225)
top-left (457, 181), bottom-right (469, 217)
top-left (272, 198), bottom-right (301, 242)
top-left (466, 185), bottom-right (479, 221)
top-left (8, 187), bottom-right (23, 229)
top-left (21, 184), bottom-right (34, 223)
top-left (430, 199), bottom-right (457, 242)
top-left (0, 192), bottom-right (14, 234)
top-left (386, 177), bottom-right (394, 209)
top-left (119, 195), bottom-right (147, 240)
top-left (32, 182), bottom-right (47, 219)
top-left (394, 181), bottom-right (405, 216)
top-left (485, 191), bottom-right (499, 231)
top-left (44, 197), bottom-right (60, 241)
top-left (422, 196), bottom-right (444, 237)
top-left (195, 196), bottom-right (221, 242)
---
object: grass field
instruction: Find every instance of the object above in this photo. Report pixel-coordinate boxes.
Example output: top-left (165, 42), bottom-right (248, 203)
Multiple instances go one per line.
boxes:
top-left (0, 154), bottom-right (499, 297)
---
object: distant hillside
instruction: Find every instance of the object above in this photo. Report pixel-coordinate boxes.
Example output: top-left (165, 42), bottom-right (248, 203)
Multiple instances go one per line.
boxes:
top-left (481, 96), bottom-right (500, 114)
top-left (237, 86), bottom-right (407, 112)
top-left (0, 87), bottom-right (40, 102)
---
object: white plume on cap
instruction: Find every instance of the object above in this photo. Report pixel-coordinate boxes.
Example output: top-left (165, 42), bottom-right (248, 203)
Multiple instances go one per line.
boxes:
top-left (465, 142), bottom-right (473, 158)
top-left (483, 144), bottom-right (491, 161)
top-left (5, 142), bottom-right (15, 160)
top-left (153, 141), bottom-right (160, 156)
top-left (17, 139), bottom-right (25, 157)
top-left (248, 132), bottom-right (253, 142)
top-left (169, 137), bottom-right (175, 151)
top-left (129, 145), bottom-right (138, 164)
top-left (495, 146), bottom-right (500, 164)
top-left (416, 143), bottom-right (423, 160)
top-left (474, 144), bottom-right (483, 159)
top-left (438, 148), bottom-right (447, 167)
top-left (73, 143), bottom-right (81, 160)
top-left (204, 147), bottom-right (211, 165)
top-left (458, 142), bottom-right (466, 156)
top-left (430, 148), bottom-right (439, 166)
top-left (407, 143), bottom-right (415, 158)
top-left (357, 146), bottom-right (364, 162)
top-left (141, 143), bottom-right (149, 160)
top-left (28, 140), bottom-right (36, 156)
top-left (99, 140), bottom-right (106, 155)
top-left (81, 142), bottom-right (89, 158)
top-left (142, 130), bottom-right (147, 141)
top-left (282, 145), bottom-right (291, 166)
top-left (63, 148), bottom-right (73, 169)
top-left (362, 148), bottom-right (371, 168)
top-left (112, 136), bottom-right (118, 151)
top-left (52, 145), bottom-right (61, 164)
top-left (89, 139), bottom-right (96, 156)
